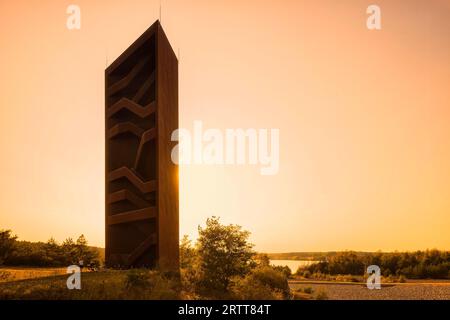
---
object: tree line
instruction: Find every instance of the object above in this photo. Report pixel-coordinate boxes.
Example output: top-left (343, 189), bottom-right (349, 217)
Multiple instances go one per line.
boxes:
top-left (298, 250), bottom-right (450, 279)
top-left (0, 230), bottom-right (101, 268)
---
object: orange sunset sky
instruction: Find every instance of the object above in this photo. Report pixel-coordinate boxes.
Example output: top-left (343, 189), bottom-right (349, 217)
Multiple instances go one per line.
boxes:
top-left (0, 0), bottom-right (449, 252)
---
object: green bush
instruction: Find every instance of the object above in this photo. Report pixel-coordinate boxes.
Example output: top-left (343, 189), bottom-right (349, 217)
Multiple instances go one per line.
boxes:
top-left (185, 217), bottom-right (255, 297)
top-left (230, 266), bottom-right (290, 300)
top-left (272, 265), bottom-right (292, 278)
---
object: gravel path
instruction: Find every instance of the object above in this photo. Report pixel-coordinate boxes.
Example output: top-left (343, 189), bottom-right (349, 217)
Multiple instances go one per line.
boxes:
top-left (289, 281), bottom-right (450, 300)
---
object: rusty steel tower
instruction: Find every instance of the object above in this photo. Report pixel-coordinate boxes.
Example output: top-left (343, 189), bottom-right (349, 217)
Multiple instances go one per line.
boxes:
top-left (105, 21), bottom-right (179, 271)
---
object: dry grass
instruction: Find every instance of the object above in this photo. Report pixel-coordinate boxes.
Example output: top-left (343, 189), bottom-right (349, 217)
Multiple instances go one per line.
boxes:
top-left (0, 267), bottom-right (67, 283)
top-left (0, 269), bottom-right (181, 300)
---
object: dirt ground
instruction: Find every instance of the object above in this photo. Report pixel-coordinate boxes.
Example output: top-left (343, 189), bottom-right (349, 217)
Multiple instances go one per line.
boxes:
top-left (289, 280), bottom-right (450, 300)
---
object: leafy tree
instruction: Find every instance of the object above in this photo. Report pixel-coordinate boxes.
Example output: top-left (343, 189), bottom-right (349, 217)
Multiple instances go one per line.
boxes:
top-left (62, 237), bottom-right (77, 265)
top-left (75, 234), bottom-right (88, 263)
top-left (180, 235), bottom-right (196, 269)
top-left (0, 230), bottom-right (17, 265)
top-left (75, 234), bottom-right (100, 268)
top-left (44, 238), bottom-right (64, 266)
top-left (195, 217), bottom-right (255, 294)
top-left (0, 231), bottom-right (100, 268)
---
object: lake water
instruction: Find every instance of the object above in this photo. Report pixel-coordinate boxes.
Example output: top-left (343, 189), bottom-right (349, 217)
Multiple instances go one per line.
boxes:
top-left (270, 260), bottom-right (318, 273)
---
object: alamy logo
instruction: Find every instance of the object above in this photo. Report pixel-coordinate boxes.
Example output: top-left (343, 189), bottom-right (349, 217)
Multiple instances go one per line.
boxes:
top-left (366, 5), bottom-right (381, 30)
top-left (66, 264), bottom-right (82, 290)
top-left (66, 5), bottom-right (81, 30)
top-left (171, 121), bottom-right (280, 176)
top-left (366, 265), bottom-right (381, 290)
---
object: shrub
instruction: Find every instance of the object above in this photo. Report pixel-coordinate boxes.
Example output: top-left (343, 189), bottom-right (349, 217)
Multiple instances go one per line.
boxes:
top-left (303, 286), bottom-right (314, 294)
top-left (273, 265), bottom-right (292, 278)
top-left (311, 272), bottom-right (325, 280)
top-left (231, 276), bottom-right (283, 300)
top-left (336, 274), bottom-right (360, 283)
top-left (292, 291), bottom-right (312, 300)
top-left (230, 266), bottom-right (290, 300)
top-left (315, 290), bottom-right (329, 300)
top-left (195, 217), bottom-right (255, 294)
top-left (302, 270), bottom-right (311, 278)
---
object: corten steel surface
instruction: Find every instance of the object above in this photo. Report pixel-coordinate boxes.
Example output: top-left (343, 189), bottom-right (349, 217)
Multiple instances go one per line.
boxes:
top-left (105, 21), bottom-right (179, 271)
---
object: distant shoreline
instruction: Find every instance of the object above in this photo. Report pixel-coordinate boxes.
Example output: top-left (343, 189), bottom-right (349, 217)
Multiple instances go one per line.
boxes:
top-left (265, 250), bottom-right (449, 261)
